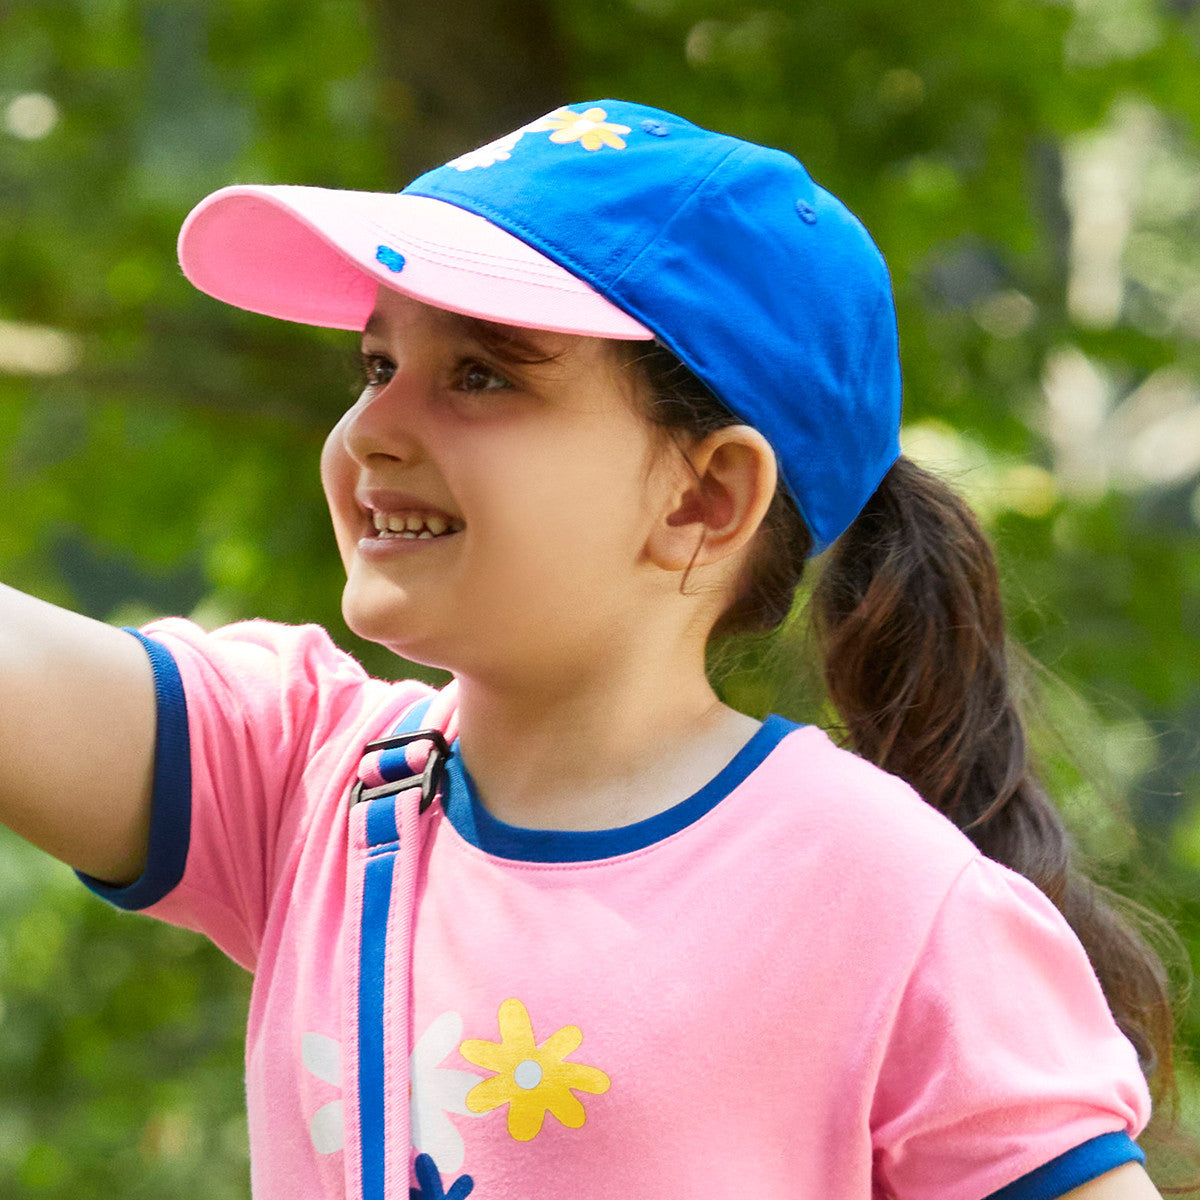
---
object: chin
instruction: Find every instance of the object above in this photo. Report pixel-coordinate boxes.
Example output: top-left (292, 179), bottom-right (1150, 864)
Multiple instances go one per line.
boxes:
top-left (341, 593), bottom-right (450, 672)
top-left (342, 580), bottom-right (408, 644)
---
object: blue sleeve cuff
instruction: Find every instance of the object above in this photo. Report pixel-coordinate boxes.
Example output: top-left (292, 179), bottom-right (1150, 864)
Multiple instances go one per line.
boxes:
top-left (987, 1131), bottom-right (1145, 1200)
top-left (76, 629), bottom-right (192, 910)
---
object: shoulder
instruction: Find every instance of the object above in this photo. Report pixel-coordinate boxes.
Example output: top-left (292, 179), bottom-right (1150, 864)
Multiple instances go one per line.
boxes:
top-left (720, 721), bottom-right (983, 924)
top-left (756, 721), bottom-right (978, 861)
top-left (140, 615), bottom-right (368, 679)
top-left (133, 616), bottom-right (433, 747)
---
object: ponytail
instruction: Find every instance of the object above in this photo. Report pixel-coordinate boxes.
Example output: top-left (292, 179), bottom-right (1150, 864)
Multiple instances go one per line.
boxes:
top-left (813, 455), bottom-right (1177, 1101)
top-left (624, 339), bottom-right (1180, 1110)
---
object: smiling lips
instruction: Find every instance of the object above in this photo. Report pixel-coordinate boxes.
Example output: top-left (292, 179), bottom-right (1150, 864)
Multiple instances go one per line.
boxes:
top-left (369, 509), bottom-right (465, 540)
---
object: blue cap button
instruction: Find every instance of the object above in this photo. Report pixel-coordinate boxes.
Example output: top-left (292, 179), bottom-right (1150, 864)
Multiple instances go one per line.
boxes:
top-left (375, 245), bottom-right (407, 272)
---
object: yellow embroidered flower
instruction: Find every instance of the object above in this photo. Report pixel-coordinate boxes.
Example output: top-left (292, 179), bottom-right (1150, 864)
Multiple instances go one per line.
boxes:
top-left (459, 998), bottom-right (611, 1141)
top-left (531, 106), bottom-right (631, 152)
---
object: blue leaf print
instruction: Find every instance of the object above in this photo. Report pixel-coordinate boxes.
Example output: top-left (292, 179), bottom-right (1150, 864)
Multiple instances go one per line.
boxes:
top-left (411, 1152), bottom-right (474, 1200)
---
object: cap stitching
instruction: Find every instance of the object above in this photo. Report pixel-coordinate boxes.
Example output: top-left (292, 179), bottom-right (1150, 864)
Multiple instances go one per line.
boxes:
top-left (403, 142), bottom-right (745, 303)
top-left (357, 213), bottom-right (587, 286)
top-left (608, 142), bottom-right (754, 290)
top-left (355, 238), bottom-right (627, 303)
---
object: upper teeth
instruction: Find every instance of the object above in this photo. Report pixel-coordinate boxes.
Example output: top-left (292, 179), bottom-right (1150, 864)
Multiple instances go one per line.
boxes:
top-left (371, 510), bottom-right (462, 538)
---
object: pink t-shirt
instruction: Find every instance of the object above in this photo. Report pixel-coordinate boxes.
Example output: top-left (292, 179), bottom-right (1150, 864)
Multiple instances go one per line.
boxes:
top-left (84, 618), bottom-right (1151, 1200)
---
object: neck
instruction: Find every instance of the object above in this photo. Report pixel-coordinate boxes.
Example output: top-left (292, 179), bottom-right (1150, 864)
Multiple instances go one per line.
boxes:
top-left (451, 648), bottom-right (759, 832)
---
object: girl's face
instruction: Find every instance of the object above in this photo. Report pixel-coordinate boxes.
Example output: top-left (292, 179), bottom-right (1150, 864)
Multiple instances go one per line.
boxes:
top-left (320, 287), bottom-right (683, 683)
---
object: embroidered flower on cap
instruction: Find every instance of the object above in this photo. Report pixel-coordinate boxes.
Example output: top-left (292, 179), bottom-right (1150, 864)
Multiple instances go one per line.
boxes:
top-left (446, 130), bottom-right (524, 172)
top-left (445, 106), bottom-right (633, 174)
top-left (532, 105), bottom-right (631, 151)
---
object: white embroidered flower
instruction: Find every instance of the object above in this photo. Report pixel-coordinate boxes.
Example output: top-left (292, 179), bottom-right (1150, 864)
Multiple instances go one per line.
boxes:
top-left (411, 1011), bottom-right (485, 1172)
top-left (301, 1032), bottom-right (344, 1154)
top-left (446, 130), bottom-right (524, 171)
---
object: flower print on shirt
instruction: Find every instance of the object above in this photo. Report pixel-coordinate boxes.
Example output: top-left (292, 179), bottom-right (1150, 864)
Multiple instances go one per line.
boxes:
top-left (410, 1151), bottom-right (474, 1200)
top-left (411, 1011), bottom-right (485, 1172)
top-left (301, 1032), bottom-right (344, 1154)
top-left (459, 998), bottom-right (611, 1141)
top-left (530, 106), bottom-right (631, 151)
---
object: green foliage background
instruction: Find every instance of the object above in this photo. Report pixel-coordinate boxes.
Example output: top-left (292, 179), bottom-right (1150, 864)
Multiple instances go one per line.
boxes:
top-left (1, 0), bottom-right (1199, 1193)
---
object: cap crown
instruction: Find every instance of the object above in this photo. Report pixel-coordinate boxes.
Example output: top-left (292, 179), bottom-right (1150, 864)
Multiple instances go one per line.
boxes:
top-left (405, 100), bottom-right (902, 553)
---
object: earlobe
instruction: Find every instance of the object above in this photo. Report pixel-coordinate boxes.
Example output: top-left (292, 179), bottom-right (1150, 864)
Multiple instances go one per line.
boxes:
top-left (646, 426), bottom-right (778, 572)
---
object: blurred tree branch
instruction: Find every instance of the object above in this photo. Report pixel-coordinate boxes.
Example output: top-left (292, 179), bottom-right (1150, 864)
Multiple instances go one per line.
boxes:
top-left (369, 0), bottom-right (569, 180)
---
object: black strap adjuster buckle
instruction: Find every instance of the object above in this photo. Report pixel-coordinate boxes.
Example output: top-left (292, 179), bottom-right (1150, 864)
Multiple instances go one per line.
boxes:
top-left (350, 728), bottom-right (451, 815)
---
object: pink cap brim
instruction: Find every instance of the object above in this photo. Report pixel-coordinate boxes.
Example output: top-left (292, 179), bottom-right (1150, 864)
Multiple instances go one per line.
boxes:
top-left (177, 184), bottom-right (654, 340)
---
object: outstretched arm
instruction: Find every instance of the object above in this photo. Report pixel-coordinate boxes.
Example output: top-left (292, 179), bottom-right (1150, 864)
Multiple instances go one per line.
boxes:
top-left (0, 582), bottom-right (156, 883)
top-left (1064, 1163), bottom-right (1163, 1198)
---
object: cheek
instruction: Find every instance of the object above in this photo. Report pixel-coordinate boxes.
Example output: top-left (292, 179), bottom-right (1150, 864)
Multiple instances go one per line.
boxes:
top-left (489, 444), bottom-right (657, 575)
top-left (320, 418), bottom-right (359, 554)
top-left (320, 417), bottom-right (352, 502)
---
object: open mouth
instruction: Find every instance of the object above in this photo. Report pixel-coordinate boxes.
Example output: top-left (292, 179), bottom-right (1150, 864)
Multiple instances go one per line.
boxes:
top-left (368, 509), bottom-right (465, 540)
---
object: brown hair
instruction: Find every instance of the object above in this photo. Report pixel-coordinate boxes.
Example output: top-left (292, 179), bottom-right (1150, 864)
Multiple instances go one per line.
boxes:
top-left (624, 338), bottom-right (1182, 1120)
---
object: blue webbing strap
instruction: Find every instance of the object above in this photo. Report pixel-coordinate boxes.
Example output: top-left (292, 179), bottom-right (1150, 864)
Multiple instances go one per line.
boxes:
top-left (356, 697), bottom-right (433, 1199)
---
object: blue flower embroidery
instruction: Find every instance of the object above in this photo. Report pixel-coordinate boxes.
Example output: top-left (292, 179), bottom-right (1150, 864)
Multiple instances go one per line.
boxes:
top-left (411, 1152), bottom-right (474, 1200)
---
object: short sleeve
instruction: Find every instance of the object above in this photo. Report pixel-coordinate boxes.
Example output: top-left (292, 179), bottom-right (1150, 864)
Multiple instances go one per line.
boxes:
top-left (871, 855), bottom-right (1151, 1200)
top-left (78, 618), bottom-right (430, 970)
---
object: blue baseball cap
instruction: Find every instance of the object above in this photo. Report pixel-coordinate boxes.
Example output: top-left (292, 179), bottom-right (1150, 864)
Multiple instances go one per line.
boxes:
top-left (179, 100), bottom-right (902, 553)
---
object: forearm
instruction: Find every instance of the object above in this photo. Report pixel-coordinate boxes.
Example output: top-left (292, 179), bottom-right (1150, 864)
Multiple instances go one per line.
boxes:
top-left (0, 583), bottom-right (156, 882)
top-left (1062, 1163), bottom-right (1163, 1199)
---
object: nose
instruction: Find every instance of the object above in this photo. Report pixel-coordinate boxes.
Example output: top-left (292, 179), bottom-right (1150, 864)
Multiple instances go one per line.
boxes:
top-left (337, 380), bottom-right (423, 469)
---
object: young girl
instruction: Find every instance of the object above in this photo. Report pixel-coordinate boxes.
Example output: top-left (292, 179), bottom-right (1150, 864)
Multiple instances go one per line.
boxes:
top-left (0, 100), bottom-right (1175, 1200)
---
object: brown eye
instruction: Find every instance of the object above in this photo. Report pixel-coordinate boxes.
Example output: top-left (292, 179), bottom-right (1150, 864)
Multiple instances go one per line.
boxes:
top-left (358, 352), bottom-right (395, 388)
top-left (458, 360), bottom-right (511, 393)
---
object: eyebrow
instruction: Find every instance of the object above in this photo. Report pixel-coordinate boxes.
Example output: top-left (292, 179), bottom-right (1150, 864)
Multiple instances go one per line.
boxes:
top-left (362, 304), bottom-right (561, 366)
top-left (452, 314), bottom-right (560, 365)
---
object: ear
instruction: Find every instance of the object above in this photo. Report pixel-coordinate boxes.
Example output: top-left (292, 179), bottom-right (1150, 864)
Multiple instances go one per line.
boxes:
top-left (646, 426), bottom-right (779, 572)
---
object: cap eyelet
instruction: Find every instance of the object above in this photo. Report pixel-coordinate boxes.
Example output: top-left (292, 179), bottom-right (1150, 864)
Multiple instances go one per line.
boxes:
top-left (640, 119), bottom-right (670, 137)
top-left (375, 245), bottom-right (407, 272)
top-left (795, 200), bottom-right (818, 225)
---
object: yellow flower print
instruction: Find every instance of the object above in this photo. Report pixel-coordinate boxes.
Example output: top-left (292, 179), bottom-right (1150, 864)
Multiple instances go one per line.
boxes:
top-left (459, 998), bottom-right (611, 1141)
top-left (531, 106), bottom-right (631, 152)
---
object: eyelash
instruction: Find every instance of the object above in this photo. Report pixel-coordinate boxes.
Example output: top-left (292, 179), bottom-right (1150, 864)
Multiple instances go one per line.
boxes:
top-left (356, 351), bottom-right (394, 389)
top-left (355, 352), bottom-right (512, 395)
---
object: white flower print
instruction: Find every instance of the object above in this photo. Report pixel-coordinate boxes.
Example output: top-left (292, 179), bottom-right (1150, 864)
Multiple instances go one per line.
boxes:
top-left (302, 1032), bottom-right (344, 1154)
top-left (411, 1011), bottom-right (485, 1173)
top-left (446, 130), bottom-right (524, 171)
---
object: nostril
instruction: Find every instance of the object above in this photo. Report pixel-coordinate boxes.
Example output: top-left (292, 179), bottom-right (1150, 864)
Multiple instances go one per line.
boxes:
top-left (340, 406), bottom-right (417, 467)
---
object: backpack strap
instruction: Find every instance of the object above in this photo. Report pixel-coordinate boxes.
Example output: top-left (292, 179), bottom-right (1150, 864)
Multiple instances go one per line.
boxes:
top-left (350, 726), bottom-right (451, 814)
top-left (346, 683), bottom-right (458, 1199)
